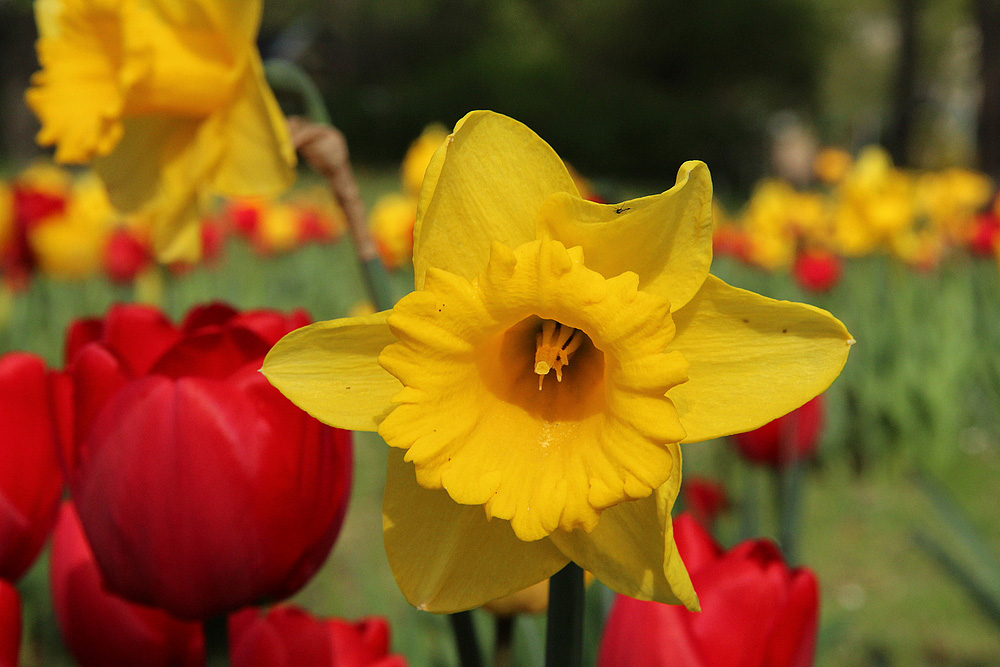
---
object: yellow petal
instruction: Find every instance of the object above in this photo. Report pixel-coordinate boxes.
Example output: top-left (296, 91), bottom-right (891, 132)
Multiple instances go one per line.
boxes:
top-left (412, 110), bottom-right (579, 289)
top-left (262, 311), bottom-right (402, 432)
top-left (147, 0), bottom-right (261, 50)
top-left (669, 275), bottom-right (854, 443)
top-left (211, 56), bottom-right (296, 197)
top-left (547, 442), bottom-right (698, 610)
top-left (537, 161), bottom-right (714, 312)
top-left (383, 449), bottom-right (569, 613)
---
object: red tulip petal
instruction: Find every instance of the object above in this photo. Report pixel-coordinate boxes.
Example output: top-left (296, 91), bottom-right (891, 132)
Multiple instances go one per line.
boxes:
top-left (50, 503), bottom-right (204, 667)
top-left (230, 310), bottom-right (310, 347)
top-left (181, 303), bottom-right (240, 333)
top-left (765, 569), bottom-right (819, 667)
top-left (100, 305), bottom-right (180, 376)
top-left (151, 329), bottom-right (270, 381)
top-left (68, 343), bottom-right (129, 475)
top-left (671, 513), bottom-right (723, 575)
top-left (231, 606), bottom-right (335, 667)
top-left (0, 579), bottom-right (20, 667)
top-left (64, 318), bottom-right (104, 366)
top-left (0, 353), bottom-right (63, 581)
top-left (686, 541), bottom-right (790, 666)
top-left (597, 595), bottom-right (703, 667)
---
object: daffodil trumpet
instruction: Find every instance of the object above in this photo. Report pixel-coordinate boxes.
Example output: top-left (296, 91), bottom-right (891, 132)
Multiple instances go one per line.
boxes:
top-left (263, 110), bottom-right (853, 615)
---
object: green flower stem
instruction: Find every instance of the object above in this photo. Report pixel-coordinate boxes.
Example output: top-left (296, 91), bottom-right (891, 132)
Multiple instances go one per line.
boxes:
top-left (545, 563), bottom-right (584, 667)
top-left (263, 59), bottom-right (331, 125)
top-left (203, 614), bottom-right (229, 666)
top-left (448, 611), bottom-right (484, 667)
top-left (494, 616), bottom-right (515, 667)
top-left (264, 59), bottom-right (396, 312)
top-left (774, 461), bottom-right (803, 565)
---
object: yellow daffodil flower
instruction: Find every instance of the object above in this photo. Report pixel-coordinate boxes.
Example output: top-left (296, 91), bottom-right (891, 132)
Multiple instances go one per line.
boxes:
top-left (370, 192), bottom-right (417, 269)
top-left (262, 111), bottom-right (853, 613)
top-left (26, 0), bottom-right (295, 262)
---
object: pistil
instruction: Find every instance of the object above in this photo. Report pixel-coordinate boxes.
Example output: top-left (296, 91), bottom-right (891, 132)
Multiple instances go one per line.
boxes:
top-left (534, 320), bottom-right (583, 389)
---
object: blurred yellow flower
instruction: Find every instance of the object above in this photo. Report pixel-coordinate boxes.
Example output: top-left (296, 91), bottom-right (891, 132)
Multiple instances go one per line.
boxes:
top-left (402, 125), bottom-right (449, 197)
top-left (483, 580), bottom-right (549, 617)
top-left (813, 147), bottom-right (852, 185)
top-left (28, 173), bottom-right (116, 279)
top-left (262, 111), bottom-right (853, 613)
top-left (26, 0), bottom-right (295, 262)
top-left (916, 168), bottom-right (993, 244)
top-left (0, 183), bottom-right (12, 252)
top-left (370, 192), bottom-right (416, 269)
top-left (833, 147), bottom-right (913, 256)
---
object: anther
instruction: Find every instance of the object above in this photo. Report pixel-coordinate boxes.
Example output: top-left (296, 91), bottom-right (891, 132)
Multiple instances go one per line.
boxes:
top-left (535, 320), bottom-right (583, 389)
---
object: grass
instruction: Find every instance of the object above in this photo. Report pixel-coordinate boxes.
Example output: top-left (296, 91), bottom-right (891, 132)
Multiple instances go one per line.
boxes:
top-left (4, 170), bottom-right (1000, 665)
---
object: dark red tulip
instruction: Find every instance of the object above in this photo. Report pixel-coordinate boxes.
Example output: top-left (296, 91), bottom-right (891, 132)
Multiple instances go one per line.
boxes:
top-left (103, 229), bottom-right (151, 284)
top-left (793, 250), bottom-right (841, 292)
top-left (682, 477), bottom-right (729, 528)
top-left (63, 303), bottom-right (352, 619)
top-left (0, 352), bottom-right (64, 582)
top-left (970, 212), bottom-right (1000, 256)
top-left (0, 579), bottom-right (20, 667)
top-left (230, 607), bottom-right (407, 667)
top-left (732, 395), bottom-right (824, 467)
top-left (50, 502), bottom-right (204, 667)
top-left (598, 513), bottom-right (819, 667)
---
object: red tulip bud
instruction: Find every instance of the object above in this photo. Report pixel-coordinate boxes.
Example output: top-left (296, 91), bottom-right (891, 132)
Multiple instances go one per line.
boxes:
top-left (793, 251), bottom-right (841, 292)
top-left (103, 229), bottom-right (151, 284)
top-left (681, 477), bottom-right (729, 527)
top-left (733, 395), bottom-right (824, 467)
top-left (0, 353), bottom-right (64, 582)
top-left (63, 303), bottom-right (352, 619)
top-left (599, 514), bottom-right (819, 667)
top-left (0, 579), bottom-right (20, 667)
top-left (50, 502), bottom-right (204, 667)
top-left (230, 607), bottom-right (407, 667)
top-left (970, 213), bottom-right (1000, 256)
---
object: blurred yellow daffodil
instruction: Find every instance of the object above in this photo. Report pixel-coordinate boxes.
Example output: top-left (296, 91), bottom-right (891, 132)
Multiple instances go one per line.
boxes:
top-left (262, 111), bottom-right (853, 613)
top-left (370, 192), bottom-right (417, 269)
top-left (402, 125), bottom-right (450, 197)
top-left (832, 147), bottom-right (914, 256)
top-left (26, 0), bottom-right (295, 262)
top-left (27, 173), bottom-right (116, 279)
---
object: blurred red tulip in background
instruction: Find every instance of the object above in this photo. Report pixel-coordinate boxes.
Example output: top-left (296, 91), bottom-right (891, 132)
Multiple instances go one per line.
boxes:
top-left (0, 352), bottom-right (64, 582)
top-left (733, 395), bottom-right (824, 467)
top-left (61, 303), bottom-right (353, 619)
top-left (0, 579), bottom-right (20, 667)
top-left (682, 477), bottom-right (729, 527)
top-left (793, 250), bottom-right (842, 292)
top-left (50, 502), bottom-right (204, 667)
top-left (230, 607), bottom-right (407, 667)
top-left (103, 229), bottom-right (151, 284)
top-left (599, 514), bottom-right (819, 667)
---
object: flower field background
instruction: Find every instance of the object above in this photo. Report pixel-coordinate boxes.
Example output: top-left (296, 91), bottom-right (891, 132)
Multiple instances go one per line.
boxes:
top-left (2, 167), bottom-right (999, 665)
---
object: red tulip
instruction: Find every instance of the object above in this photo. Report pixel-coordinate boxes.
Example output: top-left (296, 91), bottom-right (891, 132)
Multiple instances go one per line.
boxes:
top-left (970, 212), bottom-right (1000, 256)
top-left (62, 303), bottom-right (352, 619)
top-left (230, 607), bottom-right (407, 667)
top-left (732, 395), bottom-right (824, 467)
top-left (0, 579), bottom-right (20, 667)
top-left (792, 250), bottom-right (841, 292)
top-left (682, 477), bottom-right (728, 527)
top-left (103, 229), bottom-right (151, 284)
top-left (0, 352), bottom-right (64, 582)
top-left (50, 502), bottom-right (204, 667)
top-left (598, 514), bottom-right (819, 667)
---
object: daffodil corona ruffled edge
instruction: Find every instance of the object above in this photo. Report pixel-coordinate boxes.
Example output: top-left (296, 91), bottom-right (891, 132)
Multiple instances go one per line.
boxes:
top-left (26, 0), bottom-right (295, 263)
top-left (263, 110), bottom-right (853, 614)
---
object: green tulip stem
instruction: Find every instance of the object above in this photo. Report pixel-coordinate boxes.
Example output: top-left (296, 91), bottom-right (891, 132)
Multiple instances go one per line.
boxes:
top-left (204, 614), bottom-right (229, 666)
top-left (449, 611), bottom-right (484, 667)
top-left (264, 59), bottom-right (395, 311)
top-left (263, 59), bottom-right (332, 125)
top-left (774, 411), bottom-right (804, 565)
top-left (494, 616), bottom-right (515, 667)
top-left (545, 562), bottom-right (585, 667)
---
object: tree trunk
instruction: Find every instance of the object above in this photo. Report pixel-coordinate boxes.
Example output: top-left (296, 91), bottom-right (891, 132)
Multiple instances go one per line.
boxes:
top-left (977, 0), bottom-right (1000, 181)
top-left (887, 0), bottom-right (919, 166)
